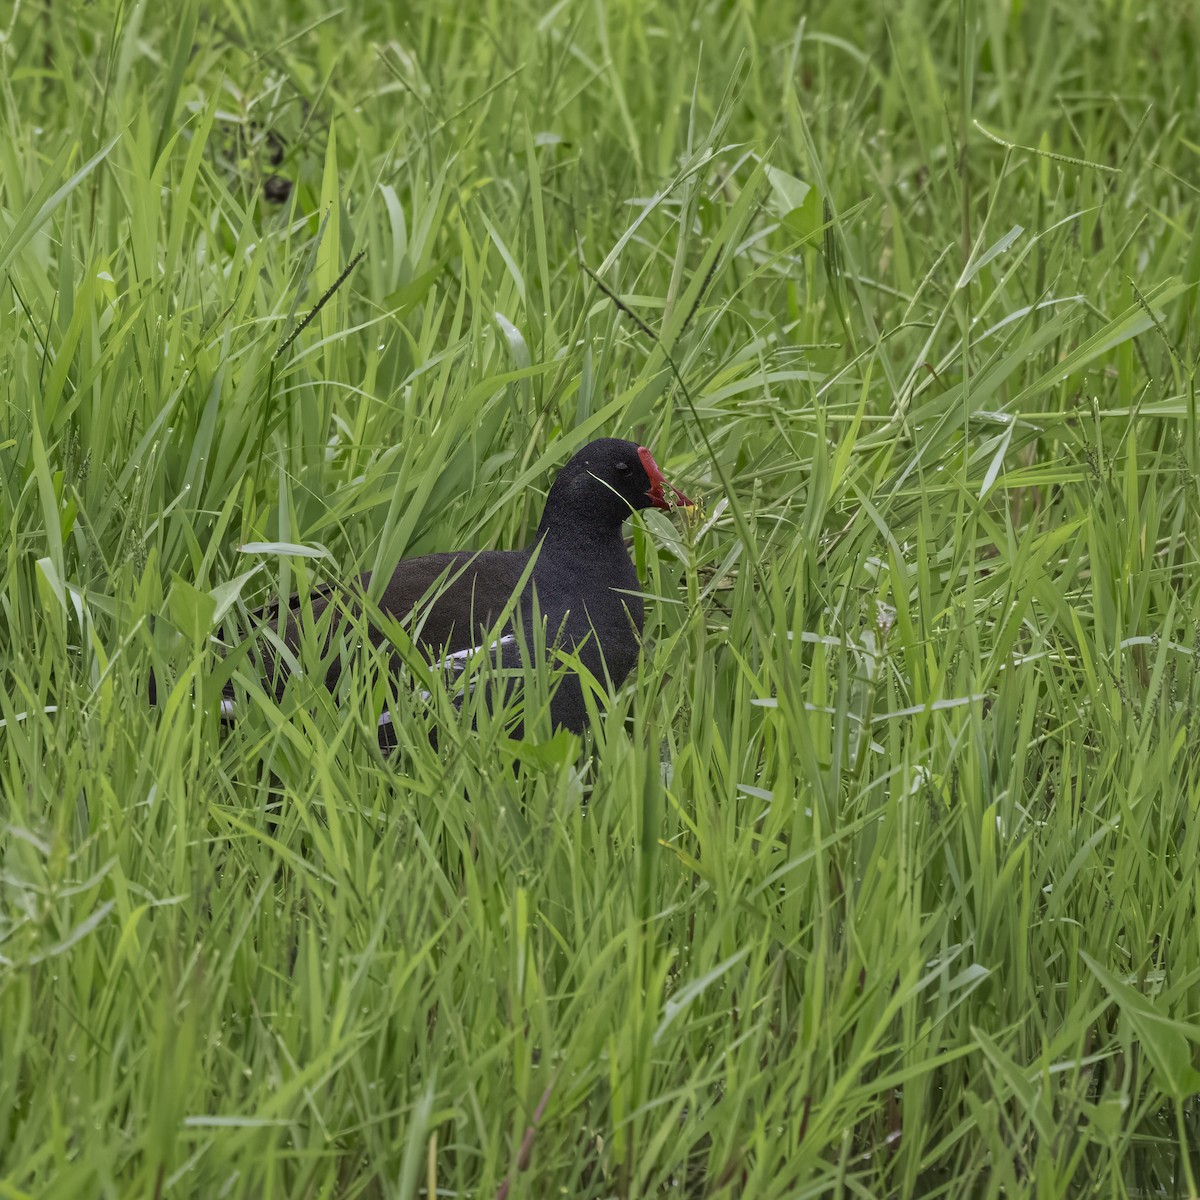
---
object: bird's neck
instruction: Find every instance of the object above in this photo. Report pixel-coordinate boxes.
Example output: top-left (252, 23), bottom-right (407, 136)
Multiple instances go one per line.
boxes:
top-left (532, 516), bottom-right (634, 576)
top-left (530, 517), bottom-right (644, 639)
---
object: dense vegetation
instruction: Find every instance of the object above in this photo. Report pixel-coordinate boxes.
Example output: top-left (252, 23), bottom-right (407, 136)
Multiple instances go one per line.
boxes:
top-left (2, 0), bottom-right (1199, 1195)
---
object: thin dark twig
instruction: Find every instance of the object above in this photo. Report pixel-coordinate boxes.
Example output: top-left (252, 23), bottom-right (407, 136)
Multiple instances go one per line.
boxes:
top-left (252, 248), bottom-right (367, 490)
top-left (577, 257), bottom-right (658, 341)
top-left (576, 251), bottom-right (699, 427)
top-left (7, 278), bottom-right (51, 386)
top-left (40, 291), bottom-right (59, 392)
top-left (678, 247), bottom-right (722, 339)
top-left (274, 247), bottom-right (367, 361)
top-left (576, 244), bottom-right (769, 599)
top-left (495, 1079), bottom-right (555, 1200)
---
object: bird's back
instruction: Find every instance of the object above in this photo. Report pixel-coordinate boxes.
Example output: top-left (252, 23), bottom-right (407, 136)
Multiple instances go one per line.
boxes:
top-left (252, 548), bottom-right (532, 694)
top-left (371, 548), bottom-right (532, 653)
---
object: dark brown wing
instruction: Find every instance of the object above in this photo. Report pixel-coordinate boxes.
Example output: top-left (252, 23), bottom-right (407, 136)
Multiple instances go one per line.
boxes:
top-left (372, 549), bottom-right (531, 654)
top-left (246, 548), bottom-right (533, 696)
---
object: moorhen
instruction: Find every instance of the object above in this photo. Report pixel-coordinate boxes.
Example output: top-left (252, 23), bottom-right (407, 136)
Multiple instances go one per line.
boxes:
top-left (230, 437), bottom-right (692, 738)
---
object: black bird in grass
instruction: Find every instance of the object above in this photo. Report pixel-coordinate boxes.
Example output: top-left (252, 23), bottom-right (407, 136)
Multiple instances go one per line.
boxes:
top-left (223, 437), bottom-right (693, 739)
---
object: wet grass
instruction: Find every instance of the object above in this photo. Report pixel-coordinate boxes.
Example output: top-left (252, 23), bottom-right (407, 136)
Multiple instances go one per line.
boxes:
top-left (2, 0), bottom-right (1200, 1196)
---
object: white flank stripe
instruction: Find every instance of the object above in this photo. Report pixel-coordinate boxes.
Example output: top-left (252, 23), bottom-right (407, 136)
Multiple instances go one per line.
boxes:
top-left (437, 633), bottom-right (515, 671)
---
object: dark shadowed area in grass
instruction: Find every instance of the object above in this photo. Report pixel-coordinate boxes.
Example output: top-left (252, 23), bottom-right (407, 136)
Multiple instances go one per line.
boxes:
top-left (2, 0), bottom-right (1199, 1196)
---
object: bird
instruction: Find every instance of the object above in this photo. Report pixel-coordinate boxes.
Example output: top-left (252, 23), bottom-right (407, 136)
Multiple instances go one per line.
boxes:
top-left (227, 437), bottom-right (693, 741)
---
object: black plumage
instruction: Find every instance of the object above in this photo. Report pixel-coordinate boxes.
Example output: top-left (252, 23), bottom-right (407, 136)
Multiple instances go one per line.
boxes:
top-left (244, 437), bottom-right (691, 737)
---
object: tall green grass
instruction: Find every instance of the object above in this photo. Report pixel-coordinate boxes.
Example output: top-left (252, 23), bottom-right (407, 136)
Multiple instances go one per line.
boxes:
top-left (2, 0), bottom-right (1199, 1195)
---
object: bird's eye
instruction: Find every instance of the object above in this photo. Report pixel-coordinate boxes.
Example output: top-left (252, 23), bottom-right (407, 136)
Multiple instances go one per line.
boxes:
top-left (615, 461), bottom-right (630, 473)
